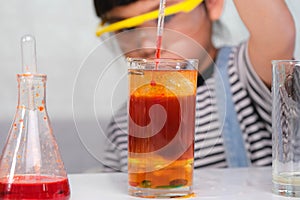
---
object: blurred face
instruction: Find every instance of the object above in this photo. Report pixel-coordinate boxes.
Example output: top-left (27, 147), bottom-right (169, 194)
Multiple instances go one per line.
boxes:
top-left (104, 0), bottom-right (217, 67)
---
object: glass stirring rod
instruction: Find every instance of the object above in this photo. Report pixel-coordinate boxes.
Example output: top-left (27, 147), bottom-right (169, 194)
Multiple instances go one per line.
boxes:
top-left (21, 35), bottom-right (40, 169)
top-left (21, 35), bottom-right (37, 74)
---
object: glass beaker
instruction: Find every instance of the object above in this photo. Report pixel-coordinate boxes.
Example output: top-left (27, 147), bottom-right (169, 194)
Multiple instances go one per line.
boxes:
top-left (272, 60), bottom-right (300, 197)
top-left (127, 58), bottom-right (198, 198)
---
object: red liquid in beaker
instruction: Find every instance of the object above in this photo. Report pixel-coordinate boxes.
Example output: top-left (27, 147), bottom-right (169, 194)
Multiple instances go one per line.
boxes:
top-left (128, 72), bottom-right (196, 188)
top-left (0, 175), bottom-right (70, 200)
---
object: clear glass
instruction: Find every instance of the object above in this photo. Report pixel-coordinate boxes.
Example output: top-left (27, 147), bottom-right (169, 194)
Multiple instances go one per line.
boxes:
top-left (0, 74), bottom-right (70, 200)
top-left (127, 58), bottom-right (198, 198)
top-left (272, 60), bottom-right (300, 197)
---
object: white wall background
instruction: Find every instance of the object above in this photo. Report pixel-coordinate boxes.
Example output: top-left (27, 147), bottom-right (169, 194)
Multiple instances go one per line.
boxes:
top-left (0, 0), bottom-right (299, 173)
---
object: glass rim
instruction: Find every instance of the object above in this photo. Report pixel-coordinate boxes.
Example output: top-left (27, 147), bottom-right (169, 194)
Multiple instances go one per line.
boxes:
top-left (127, 57), bottom-right (199, 64)
top-left (127, 57), bottom-right (199, 70)
top-left (17, 73), bottom-right (47, 78)
top-left (272, 60), bottom-right (300, 65)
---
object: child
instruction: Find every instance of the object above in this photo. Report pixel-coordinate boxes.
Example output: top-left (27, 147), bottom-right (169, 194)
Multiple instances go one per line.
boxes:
top-left (94, 0), bottom-right (295, 171)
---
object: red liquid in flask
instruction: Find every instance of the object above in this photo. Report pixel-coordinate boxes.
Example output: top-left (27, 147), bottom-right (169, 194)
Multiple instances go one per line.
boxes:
top-left (0, 175), bottom-right (70, 200)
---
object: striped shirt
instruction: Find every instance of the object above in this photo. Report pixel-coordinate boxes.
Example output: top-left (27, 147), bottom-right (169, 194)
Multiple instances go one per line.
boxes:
top-left (103, 41), bottom-right (272, 172)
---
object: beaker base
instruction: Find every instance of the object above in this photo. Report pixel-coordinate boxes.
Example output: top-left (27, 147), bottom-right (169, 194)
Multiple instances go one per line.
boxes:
top-left (128, 185), bottom-right (194, 198)
top-left (273, 182), bottom-right (300, 197)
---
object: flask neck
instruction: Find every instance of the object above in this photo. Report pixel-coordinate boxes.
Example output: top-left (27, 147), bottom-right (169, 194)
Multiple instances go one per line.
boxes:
top-left (17, 74), bottom-right (47, 111)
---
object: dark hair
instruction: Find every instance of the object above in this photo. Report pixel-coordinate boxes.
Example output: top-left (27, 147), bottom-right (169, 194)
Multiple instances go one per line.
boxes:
top-left (94, 0), bottom-right (138, 19)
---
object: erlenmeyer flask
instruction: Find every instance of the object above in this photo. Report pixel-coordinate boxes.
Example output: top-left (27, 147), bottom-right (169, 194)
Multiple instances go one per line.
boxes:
top-left (0, 35), bottom-right (70, 199)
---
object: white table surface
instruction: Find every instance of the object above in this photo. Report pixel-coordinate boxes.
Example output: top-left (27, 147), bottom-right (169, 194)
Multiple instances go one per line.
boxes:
top-left (68, 167), bottom-right (294, 200)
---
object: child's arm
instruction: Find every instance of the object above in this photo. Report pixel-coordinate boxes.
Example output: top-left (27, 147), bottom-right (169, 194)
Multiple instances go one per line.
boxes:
top-left (233, 0), bottom-right (295, 87)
